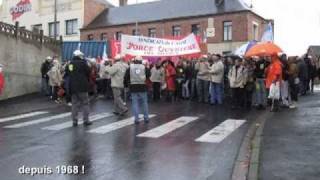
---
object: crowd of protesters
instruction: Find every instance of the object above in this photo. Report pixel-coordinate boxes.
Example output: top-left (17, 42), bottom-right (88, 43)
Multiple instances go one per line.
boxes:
top-left (41, 51), bottom-right (320, 117)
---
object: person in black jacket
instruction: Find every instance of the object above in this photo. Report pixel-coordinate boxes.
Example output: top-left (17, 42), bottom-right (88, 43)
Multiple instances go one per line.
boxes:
top-left (41, 57), bottom-right (52, 96)
top-left (68, 50), bottom-right (92, 127)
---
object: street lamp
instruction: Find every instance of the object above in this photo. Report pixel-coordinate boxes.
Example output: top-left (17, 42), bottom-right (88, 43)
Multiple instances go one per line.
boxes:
top-left (135, 0), bottom-right (138, 35)
top-left (54, 0), bottom-right (57, 40)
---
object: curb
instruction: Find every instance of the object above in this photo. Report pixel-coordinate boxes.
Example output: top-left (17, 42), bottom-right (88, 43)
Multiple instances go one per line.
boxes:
top-left (231, 111), bottom-right (271, 180)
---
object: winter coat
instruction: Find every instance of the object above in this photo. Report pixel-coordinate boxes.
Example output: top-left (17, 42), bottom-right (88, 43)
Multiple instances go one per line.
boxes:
top-left (41, 61), bottom-right (52, 79)
top-left (195, 62), bottom-right (210, 81)
top-left (99, 64), bottom-right (111, 79)
top-left (150, 66), bottom-right (164, 83)
top-left (209, 60), bottom-right (224, 83)
top-left (47, 61), bottom-right (63, 87)
top-left (288, 62), bottom-right (299, 79)
top-left (165, 64), bottom-right (176, 91)
top-left (105, 61), bottom-right (128, 88)
top-left (297, 60), bottom-right (308, 80)
top-left (68, 57), bottom-right (91, 94)
top-left (228, 65), bottom-right (247, 88)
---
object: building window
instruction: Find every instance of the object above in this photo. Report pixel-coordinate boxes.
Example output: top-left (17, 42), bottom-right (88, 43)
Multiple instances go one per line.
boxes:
top-left (191, 24), bottom-right (200, 36)
top-left (66, 19), bottom-right (78, 35)
top-left (116, 31), bottom-right (122, 40)
top-left (88, 34), bottom-right (94, 41)
top-left (252, 23), bottom-right (259, 41)
top-left (223, 21), bottom-right (232, 41)
top-left (148, 28), bottom-right (156, 37)
top-left (32, 24), bottom-right (42, 33)
top-left (100, 33), bottom-right (108, 40)
top-left (172, 25), bottom-right (181, 37)
top-left (48, 22), bottom-right (60, 37)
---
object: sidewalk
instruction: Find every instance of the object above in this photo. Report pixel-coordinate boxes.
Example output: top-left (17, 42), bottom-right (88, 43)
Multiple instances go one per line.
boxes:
top-left (0, 93), bottom-right (65, 117)
top-left (259, 92), bottom-right (320, 180)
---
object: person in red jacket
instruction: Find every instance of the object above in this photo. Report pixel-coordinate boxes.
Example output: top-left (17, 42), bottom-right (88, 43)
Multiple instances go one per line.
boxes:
top-left (163, 60), bottom-right (176, 102)
top-left (0, 64), bottom-right (5, 95)
top-left (265, 54), bottom-right (283, 112)
top-left (265, 55), bottom-right (283, 89)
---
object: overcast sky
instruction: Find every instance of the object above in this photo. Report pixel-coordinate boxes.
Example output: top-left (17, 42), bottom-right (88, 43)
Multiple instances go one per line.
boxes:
top-left (107, 0), bottom-right (320, 56)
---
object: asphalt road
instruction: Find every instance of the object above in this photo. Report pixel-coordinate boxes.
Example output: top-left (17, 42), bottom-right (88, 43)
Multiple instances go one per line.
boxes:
top-left (0, 95), bottom-right (260, 180)
top-left (260, 92), bottom-right (320, 180)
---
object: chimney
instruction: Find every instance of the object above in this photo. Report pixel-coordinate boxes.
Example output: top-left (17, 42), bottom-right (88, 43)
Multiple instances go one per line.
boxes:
top-left (119, 0), bottom-right (128, 6)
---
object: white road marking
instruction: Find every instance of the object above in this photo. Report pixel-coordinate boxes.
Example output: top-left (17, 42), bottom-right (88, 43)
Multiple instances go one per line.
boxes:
top-left (41, 113), bottom-right (113, 131)
top-left (195, 119), bottom-right (246, 143)
top-left (0, 111), bottom-right (48, 123)
top-left (137, 116), bottom-right (199, 138)
top-left (88, 114), bottom-right (156, 134)
top-left (4, 112), bottom-right (71, 128)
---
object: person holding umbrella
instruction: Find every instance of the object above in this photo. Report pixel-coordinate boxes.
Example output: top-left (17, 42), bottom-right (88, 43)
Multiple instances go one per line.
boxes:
top-left (265, 54), bottom-right (283, 112)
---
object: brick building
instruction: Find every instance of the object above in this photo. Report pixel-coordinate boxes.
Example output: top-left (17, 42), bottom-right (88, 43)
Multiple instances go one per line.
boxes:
top-left (81, 0), bottom-right (272, 55)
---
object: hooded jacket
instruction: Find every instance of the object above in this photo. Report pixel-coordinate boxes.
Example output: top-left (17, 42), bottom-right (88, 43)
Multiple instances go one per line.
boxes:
top-left (265, 56), bottom-right (283, 89)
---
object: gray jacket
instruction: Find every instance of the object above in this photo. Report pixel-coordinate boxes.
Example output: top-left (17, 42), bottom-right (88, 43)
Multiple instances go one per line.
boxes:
top-left (150, 67), bottom-right (164, 83)
top-left (209, 61), bottom-right (224, 83)
top-left (105, 61), bottom-right (128, 88)
top-left (195, 62), bottom-right (211, 81)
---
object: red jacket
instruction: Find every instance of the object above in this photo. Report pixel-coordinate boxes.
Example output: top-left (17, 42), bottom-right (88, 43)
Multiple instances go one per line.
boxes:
top-left (165, 64), bottom-right (176, 91)
top-left (0, 72), bottom-right (5, 94)
top-left (266, 57), bottom-right (282, 89)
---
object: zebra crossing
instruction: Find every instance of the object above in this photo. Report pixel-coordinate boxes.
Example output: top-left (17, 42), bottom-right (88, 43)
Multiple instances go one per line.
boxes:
top-left (0, 111), bottom-right (247, 144)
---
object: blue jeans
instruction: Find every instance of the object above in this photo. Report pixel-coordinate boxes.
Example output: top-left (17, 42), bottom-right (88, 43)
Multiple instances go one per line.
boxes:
top-left (182, 80), bottom-right (190, 98)
top-left (210, 82), bottom-right (223, 104)
top-left (255, 79), bottom-right (266, 106)
top-left (131, 92), bottom-right (149, 122)
top-left (41, 78), bottom-right (51, 96)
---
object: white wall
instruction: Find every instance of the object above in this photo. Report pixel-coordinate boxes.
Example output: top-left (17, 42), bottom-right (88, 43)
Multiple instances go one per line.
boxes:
top-left (0, 0), bottom-right (84, 41)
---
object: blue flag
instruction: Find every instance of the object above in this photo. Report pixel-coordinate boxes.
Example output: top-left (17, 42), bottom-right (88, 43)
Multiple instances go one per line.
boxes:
top-left (261, 22), bottom-right (273, 42)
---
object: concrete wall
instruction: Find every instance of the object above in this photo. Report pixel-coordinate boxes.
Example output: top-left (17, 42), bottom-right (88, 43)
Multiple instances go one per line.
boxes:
top-left (0, 33), bottom-right (59, 100)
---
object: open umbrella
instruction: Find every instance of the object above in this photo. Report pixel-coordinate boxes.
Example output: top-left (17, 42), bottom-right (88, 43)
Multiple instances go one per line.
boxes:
top-left (245, 42), bottom-right (282, 57)
top-left (234, 40), bottom-right (257, 57)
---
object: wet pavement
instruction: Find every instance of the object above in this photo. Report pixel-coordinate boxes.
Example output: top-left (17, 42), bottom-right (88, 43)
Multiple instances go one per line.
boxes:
top-left (260, 92), bottom-right (320, 180)
top-left (0, 94), bottom-right (261, 180)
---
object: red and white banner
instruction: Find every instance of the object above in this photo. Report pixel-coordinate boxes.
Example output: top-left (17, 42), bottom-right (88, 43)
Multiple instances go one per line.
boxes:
top-left (110, 40), bottom-right (121, 59)
top-left (121, 34), bottom-right (201, 57)
top-left (10, 0), bottom-right (32, 21)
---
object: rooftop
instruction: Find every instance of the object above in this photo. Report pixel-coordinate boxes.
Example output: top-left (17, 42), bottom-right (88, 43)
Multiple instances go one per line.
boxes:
top-left (85, 0), bottom-right (251, 29)
top-left (309, 46), bottom-right (320, 56)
